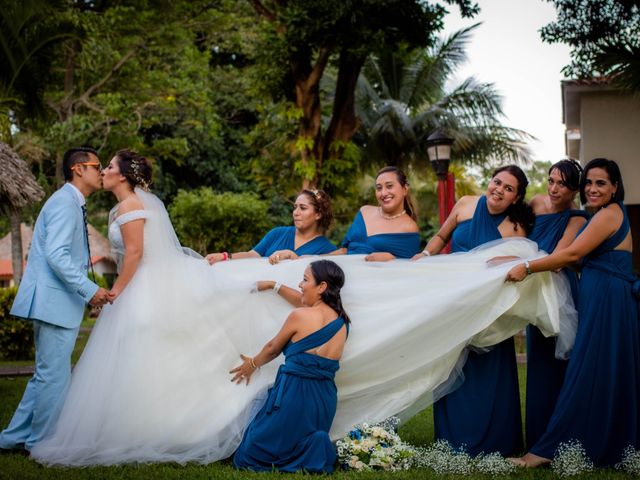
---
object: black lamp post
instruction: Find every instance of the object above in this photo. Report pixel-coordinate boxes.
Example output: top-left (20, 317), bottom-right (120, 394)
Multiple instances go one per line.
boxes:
top-left (426, 130), bottom-right (455, 251)
top-left (426, 130), bottom-right (454, 180)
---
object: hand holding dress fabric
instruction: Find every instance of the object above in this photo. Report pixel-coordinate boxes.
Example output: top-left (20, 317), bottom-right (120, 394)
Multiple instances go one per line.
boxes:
top-left (510, 159), bottom-right (640, 467)
top-left (233, 260), bottom-right (349, 473)
top-left (431, 165), bottom-right (535, 457)
top-left (206, 190), bottom-right (336, 263)
top-left (505, 263), bottom-right (528, 282)
top-left (268, 249), bottom-right (298, 264)
top-left (230, 354), bottom-right (258, 385)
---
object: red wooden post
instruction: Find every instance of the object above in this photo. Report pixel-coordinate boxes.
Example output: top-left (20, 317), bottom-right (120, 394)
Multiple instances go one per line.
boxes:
top-left (437, 171), bottom-right (456, 254)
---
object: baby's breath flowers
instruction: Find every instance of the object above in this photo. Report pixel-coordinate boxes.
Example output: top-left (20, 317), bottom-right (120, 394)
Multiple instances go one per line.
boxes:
top-left (410, 440), bottom-right (515, 475)
top-left (551, 440), bottom-right (594, 476)
top-left (410, 440), bottom-right (473, 474)
top-left (616, 446), bottom-right (640, 475)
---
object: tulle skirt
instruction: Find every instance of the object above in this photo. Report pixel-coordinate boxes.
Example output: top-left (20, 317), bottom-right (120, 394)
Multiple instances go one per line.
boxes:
top-left (30, 238), bottom-right (576, 466)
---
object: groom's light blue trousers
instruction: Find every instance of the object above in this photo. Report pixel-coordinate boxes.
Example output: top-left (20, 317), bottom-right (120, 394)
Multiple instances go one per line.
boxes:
top-left (0, 320), bottom-right (79, 451)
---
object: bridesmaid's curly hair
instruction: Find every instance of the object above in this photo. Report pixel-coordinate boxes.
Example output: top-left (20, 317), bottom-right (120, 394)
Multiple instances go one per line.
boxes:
top-left (309, 260), bottom-right (350, 324)
top-left (299, 189), bottom-right (333, 233)
top-left (491, 165), bottom-right (535, 236)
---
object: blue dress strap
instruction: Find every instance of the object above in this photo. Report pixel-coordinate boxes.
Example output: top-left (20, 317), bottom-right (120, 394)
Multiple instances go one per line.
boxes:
top-left (605, 202), bottom-right (630, 248)
top-left (452, 196), bottom-right (507, 252)
top-left (285, 317), bottom-right (346, 356)
top-left (586, 202), bottom-right (631, 255)
top-left (469, 196), bottom-right (506, 243)
top-left (530, 209), bottom-right (587, 253)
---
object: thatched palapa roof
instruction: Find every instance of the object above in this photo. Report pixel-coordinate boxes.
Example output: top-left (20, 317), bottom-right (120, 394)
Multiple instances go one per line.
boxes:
top-left (0, 141), bottom-right (44, 210)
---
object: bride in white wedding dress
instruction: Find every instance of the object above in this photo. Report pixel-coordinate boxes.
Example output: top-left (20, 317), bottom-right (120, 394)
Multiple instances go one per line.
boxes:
top-left (30, 151), bottom-right (576, 466)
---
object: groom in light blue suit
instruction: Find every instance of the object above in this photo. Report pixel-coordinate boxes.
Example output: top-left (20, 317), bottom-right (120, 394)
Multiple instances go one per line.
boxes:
top-left (0, 147), bottom-right (109, 453)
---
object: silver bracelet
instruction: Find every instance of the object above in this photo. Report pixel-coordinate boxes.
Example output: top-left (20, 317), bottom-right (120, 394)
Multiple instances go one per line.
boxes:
top-left (524, 260), bottom-right (532, 275)
top-left (422, 250), bottom-right (431, 256)
top-left (273, 282), bottom-right (282, 294)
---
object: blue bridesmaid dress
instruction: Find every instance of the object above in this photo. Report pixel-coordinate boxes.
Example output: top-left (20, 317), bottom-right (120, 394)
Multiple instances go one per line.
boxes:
top-left (525, 210), bottom-right (587, 448)
top-left (530, 203), bottom-right (640, 466)
top-left (253, 226), bottom-right (336, 257)
top-left (341, 210), bottom-right (420, 258)
top-left (433, 196), bottom-right (524, 456)
top-left (233, 317), bottom-right (348, 473)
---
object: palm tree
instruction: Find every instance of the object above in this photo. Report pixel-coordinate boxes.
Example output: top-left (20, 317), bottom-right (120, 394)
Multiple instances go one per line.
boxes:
top-left (0, 0), bottom-right (71, 129)
top-left (354, 24), bottom-right (532, 171)
top-left (595, 43), bottom-right (640, 93)
top-left (0, 0), bottom-right (69, 284)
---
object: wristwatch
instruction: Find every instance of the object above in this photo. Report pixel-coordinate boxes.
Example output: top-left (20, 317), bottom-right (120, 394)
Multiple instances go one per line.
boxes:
top-left (524, 260), bottom-right (533, 275)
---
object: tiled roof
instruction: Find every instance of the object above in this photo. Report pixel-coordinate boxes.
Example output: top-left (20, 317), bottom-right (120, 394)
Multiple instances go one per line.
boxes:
top-left (0, 259), bottom-right (14, 277)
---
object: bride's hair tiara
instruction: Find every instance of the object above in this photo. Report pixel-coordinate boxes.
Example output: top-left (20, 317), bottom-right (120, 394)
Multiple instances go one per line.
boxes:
top-left (131, 157), bottom-right (151, 191)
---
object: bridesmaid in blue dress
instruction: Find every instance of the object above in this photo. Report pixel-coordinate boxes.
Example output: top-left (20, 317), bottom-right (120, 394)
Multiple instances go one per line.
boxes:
top-left (231, 260), bottom-right (350, 473)
top-left (206, 189), bottom-right (336, 264)
top-left (416, 165), bottom-right (535, 456)
top-left (507, 158), bottom-right (640, 467)
top-left (333, 166), bottom-right (421, 260)
top-left (526, 160), bottom-right (587, 448)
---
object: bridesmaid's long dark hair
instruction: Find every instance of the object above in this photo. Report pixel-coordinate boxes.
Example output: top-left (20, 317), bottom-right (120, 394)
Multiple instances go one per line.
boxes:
top-left (492, 165), bottom-right (535, 236)
top-left (309, 260), bottom-right (350, 324)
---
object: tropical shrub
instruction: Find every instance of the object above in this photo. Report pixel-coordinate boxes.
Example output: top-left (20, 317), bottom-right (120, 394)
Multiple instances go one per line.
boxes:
top-left (0, 287), bottom-right (34, 361)
top-left (169, 188), bottom-right (272, 254)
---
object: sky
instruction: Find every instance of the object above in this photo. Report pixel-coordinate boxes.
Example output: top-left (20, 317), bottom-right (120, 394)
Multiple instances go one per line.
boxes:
top-left (441, 0), bottom-right (572, 162)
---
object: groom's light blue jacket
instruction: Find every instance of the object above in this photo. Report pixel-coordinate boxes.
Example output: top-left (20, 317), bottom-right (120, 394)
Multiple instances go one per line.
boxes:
top-left (11, 183), bottom-right (100, 329)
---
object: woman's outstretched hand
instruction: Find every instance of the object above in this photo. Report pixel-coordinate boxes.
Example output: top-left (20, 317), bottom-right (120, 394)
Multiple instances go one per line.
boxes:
top-left (505, 263), bottom-right (528, 283)
top-left (364, 252), bottom-right (395, 262)
top-left (268, 249), bottom-right (298, 264)
top-left (205, 252), bottom-right (226, 265)
top-left (252, 280), bottom-right (276, 293)
top-left (230, 354), bottom-right (258, 385)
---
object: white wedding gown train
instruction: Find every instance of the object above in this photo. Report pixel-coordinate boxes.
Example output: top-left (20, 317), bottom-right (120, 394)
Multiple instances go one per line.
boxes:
top-left (30, 190), bottom-right (576, 466)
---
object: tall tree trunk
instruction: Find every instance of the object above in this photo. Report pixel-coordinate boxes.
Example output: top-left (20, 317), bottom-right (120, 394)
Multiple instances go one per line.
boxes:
top-left (291, 47), bottom-right (332, 189)
top-left (10, 209), bottom-right (23, 286)
top-left (317, 51), bottom-right (365, 186)
top-left (56, 39), bottom-right (79, 186)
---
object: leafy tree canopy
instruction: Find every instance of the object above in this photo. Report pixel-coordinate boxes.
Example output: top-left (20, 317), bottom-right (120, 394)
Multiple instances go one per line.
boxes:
top-left (541, 0), bottom-right (640, 90)
top-left (247, 0), bottom-right (480, 194)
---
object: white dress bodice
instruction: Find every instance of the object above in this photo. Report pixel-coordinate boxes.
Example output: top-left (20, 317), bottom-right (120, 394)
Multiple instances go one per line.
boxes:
top-left (108, 208), bottom-right (148, 271)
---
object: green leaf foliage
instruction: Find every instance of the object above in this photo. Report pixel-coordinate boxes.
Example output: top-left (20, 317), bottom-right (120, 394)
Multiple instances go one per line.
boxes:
top-left (0, 287), bottom-right (34, 361)
top-left (541, 0), bottom-right (640, 85)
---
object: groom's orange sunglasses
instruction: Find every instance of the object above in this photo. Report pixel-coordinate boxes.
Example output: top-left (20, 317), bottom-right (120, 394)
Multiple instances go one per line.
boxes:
top-left (72, 162), bottom-right (102, 172)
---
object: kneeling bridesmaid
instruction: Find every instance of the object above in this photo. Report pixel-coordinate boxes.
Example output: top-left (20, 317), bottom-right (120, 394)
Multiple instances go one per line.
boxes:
top-left (231, 260), bottom-right (350, 473)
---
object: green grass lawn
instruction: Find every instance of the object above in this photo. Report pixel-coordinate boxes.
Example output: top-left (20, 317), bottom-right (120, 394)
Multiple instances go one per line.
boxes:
top-left (0, 354), bottom-right (632, 479)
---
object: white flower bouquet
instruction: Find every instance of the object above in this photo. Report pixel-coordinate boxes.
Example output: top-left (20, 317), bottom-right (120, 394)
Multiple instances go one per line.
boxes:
top-left (336, 418), bottom-right (415, 471)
